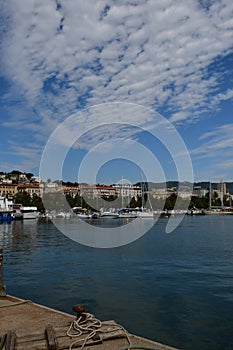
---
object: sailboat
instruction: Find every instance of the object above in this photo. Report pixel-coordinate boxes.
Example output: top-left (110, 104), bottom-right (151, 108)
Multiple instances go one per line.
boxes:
top-left (137, 179), bottom-right (154, 218)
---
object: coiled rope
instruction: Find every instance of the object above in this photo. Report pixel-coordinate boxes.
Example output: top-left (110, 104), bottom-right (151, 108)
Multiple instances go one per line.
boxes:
top-left (66, 312), bottom-right (159, 350)
top-left (67, 312), bottom-right (103, 349)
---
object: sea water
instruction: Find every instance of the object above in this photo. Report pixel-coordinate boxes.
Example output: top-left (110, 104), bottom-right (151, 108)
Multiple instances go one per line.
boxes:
top-left (1, 215), bottom-right (233, 350)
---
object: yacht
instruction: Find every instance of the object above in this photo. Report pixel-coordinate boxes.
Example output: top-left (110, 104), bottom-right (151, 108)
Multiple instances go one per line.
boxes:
top-left (100, 209), bottom-right (119, 219)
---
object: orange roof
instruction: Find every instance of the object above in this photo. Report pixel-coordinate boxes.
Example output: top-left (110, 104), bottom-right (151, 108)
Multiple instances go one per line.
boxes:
top-left (0, 182), bottom-right (18, 187)
top-left (17, 184), bottom-right (41, 189)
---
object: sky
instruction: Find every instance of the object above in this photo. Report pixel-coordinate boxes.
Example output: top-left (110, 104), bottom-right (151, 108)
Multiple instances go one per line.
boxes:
top-left (0, 0), bottom-right (233, 184)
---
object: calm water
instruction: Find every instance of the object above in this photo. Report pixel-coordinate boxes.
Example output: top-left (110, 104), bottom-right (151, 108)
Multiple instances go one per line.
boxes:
top-left (1, 215), bottom-right (233, 349)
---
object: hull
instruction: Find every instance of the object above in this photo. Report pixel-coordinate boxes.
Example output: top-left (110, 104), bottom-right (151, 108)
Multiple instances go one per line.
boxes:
top-left (100, 212), bottom-right (119, 219)
top-left (22, 211), bottom-right (38, 219)
top-left (76, 213), bottom-right (92, 219)
top-left (0, 211), bottom-right (13, 222)
top-left (137, 211), bottom-right (154, 218)
top-left (13, 205), bottom-right (38, 220)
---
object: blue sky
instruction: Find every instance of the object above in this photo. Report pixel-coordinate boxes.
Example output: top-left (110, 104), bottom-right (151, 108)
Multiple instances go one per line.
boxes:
top-left (0, 0), bottom-right (233, 184)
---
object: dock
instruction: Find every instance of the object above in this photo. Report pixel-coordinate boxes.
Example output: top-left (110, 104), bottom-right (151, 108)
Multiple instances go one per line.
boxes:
top-left (0, 252), bottom-right (178, 350)
top-left (0, 295), bottom-right (178, 350)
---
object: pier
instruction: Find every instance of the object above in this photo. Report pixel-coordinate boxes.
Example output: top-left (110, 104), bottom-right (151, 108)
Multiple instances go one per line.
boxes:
top-left (0, 254), bottom-right (177, 350)
top-left (0, 295), bottom-right (178, 350)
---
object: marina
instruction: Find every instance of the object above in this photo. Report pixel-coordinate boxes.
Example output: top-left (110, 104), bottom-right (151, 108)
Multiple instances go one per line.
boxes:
top-left (1, 216), bottom-right (233, 349)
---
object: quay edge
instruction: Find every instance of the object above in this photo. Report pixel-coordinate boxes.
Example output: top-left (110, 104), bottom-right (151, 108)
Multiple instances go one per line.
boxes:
top-left (0, 294), bottom-right (179, 350)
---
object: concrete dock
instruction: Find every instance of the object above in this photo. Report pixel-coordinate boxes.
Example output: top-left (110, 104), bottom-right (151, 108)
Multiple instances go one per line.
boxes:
top-left (0, 294), bottom-right (178, 350)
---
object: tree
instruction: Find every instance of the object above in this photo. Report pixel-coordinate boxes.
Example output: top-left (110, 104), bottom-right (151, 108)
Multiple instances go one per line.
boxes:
top-left (14, 191), bottom-right (31, 206)
top-left (31, 193), bottom-right (44, 212)
top-left (25, 172), bottom-right (34, 180)
top-left (164, 193), bottom-right (177, 210)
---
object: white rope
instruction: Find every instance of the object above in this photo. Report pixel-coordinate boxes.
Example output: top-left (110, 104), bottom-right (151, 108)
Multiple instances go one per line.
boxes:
top-left (67, 312), bottom-right (102, 350)
top-left (66, 312), bottom-right (133, 350)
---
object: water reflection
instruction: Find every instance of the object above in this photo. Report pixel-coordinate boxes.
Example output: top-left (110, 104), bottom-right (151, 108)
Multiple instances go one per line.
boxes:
top-left (0, 220), bottom-right (37, 252)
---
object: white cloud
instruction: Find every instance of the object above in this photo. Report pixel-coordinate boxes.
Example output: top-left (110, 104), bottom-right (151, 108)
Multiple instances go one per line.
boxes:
top-left (1, 1), bottom-right (233, 119)
top-left (192, 124), bottom-right (233, 158)
top-left (1, 0), bottom-right (233, 174)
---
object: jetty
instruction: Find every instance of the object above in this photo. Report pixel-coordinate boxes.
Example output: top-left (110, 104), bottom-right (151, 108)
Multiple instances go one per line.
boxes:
top-left (0, 256), bottom-right (178, 350)
top-left (0, 295), bottom-right (179, 350)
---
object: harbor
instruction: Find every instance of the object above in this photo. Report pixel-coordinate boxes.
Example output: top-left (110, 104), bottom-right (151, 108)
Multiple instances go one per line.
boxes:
top-left (0, 247), bottom-right (177, 349)
top-left (1, 216), bottom-right (233, 349)
top-left (1, 0), bottom-right (233, 347)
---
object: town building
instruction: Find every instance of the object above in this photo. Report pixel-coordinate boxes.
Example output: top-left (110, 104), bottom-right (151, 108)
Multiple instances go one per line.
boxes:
top-left (193, 186), bottom-right (208, 197)
top-left (43, 182), bottom-right (63, 193)
top-left (17, 183), bottom-right (44, 197)
top-left (63, 185), bottom-right (79, 197)
top-left (112, 184), bottom-right (142, 198)
top-left (151, 188), bottom-right (175, 199)
top-left (0, 182), bottom-right (18, 197)
top-left (79, 185), bottom-right (117, 199)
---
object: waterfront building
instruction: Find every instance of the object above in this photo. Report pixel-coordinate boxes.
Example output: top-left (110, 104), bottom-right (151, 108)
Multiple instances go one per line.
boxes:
top-left (79, 185), bottom-right (117, 199)
top-left (63, 185), bottom-right (79, 198)
top-left (0, 182), bottom-right (18, 197)
top-left (17, 183), bottom-right (44, 197)
top-left (44, 182), bottom-right (63, 193)
top-left (112, 184), bottom-right (142, 198)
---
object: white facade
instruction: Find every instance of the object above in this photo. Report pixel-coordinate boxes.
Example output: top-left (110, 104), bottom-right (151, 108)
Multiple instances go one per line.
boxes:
top-left (113, 184), bottom-right (142, 198)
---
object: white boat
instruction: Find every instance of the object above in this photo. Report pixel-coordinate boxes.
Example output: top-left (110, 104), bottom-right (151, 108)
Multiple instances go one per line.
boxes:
top-left (0, 196), bottom-right (13, 222)
top-left (76, 212), bottom-right (92, 219)
top-left (13, 205), bottom-right (38, 220)
top-left (118, 208), bottom-right (137, 218)
top-left (73, 207), bottom-right (92, 219)
top-left (137, 209), bottom-right (154, 218)
top-left (100, 209), bottom-right (119, 219)
top-left (21, 207), bottom-right (38, 219)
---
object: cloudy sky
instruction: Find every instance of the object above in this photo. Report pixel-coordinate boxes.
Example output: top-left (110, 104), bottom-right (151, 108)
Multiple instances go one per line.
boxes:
top-left (0, 0), bottom-right (233, 183)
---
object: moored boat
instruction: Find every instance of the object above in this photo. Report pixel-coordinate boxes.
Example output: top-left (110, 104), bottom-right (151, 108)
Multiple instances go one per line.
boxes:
top-left (76, 212), bottom-right (92, 219)
top-left (12, 204), bottom-right (38, 220)
top-left (0, 196), bottom-right (13, 222)
top-left (137, 209), bottom-right (154, 218)
top-left (0, 211), bottom-right (13, 223)
top-left (100, 209), bottom-right (119, 219)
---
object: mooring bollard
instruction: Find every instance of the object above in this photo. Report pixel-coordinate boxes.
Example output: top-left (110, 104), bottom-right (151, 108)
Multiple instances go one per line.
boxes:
top-left (72, 304), bottom-right (86, 321)
top-left (0, 253), bottom-right (6, 297)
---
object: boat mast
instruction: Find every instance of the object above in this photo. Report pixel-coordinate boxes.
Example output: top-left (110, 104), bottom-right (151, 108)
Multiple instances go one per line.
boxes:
top-left (121, 176), bottom-right (124, 208)
top-left (209, 181), bottom-right (211, 209)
